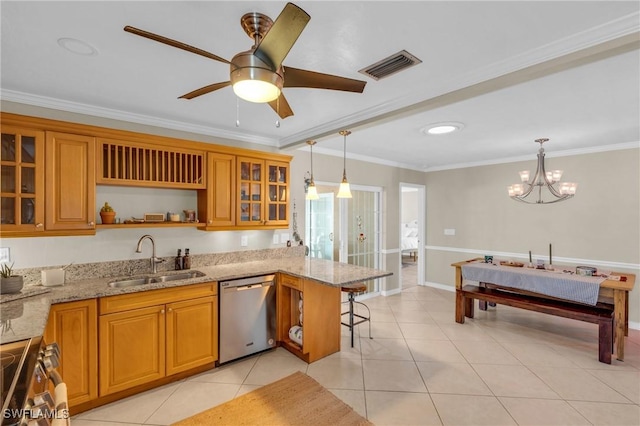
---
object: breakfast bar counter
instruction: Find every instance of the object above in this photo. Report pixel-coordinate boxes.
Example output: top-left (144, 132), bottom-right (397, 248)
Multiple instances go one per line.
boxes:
top-left (0, 257), bottom-right (391, 345)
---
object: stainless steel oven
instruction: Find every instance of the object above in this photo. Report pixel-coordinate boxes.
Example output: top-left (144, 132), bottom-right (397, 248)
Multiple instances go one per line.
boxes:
top-left (1, 337), bottom-right (68, 426)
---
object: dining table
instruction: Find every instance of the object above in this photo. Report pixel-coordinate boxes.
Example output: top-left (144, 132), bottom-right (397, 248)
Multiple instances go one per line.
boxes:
top-left (452, 258), bottom-right (636, 361)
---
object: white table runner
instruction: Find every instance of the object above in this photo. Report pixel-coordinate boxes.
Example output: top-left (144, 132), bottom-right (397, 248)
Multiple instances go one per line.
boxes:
top-left (461, 262), bottom-right (604, 306)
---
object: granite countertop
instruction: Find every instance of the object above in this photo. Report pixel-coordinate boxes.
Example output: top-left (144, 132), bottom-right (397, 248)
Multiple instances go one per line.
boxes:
top-left (0, 257), bottom-right (391, 345)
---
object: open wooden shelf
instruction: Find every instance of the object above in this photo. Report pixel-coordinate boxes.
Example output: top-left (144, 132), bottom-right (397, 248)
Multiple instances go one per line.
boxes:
top-left (97, 222), bottom-right (201, 229)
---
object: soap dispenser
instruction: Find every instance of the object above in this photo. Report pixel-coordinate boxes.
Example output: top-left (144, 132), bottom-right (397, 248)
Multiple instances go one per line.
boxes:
top-left (183, 248), bottom-right (191, 270)
top-left (174, 249), bottom-right (183, 270)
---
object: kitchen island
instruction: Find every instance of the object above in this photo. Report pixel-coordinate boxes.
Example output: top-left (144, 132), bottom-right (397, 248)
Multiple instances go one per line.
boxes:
top-left (1, 254), bottom-right (391, 413)
top-left (1, 256), bottom-right (391, 345)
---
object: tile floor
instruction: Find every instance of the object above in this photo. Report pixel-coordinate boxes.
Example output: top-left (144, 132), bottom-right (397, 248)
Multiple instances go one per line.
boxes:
top-left (73, 276), bottom-right (640, 425)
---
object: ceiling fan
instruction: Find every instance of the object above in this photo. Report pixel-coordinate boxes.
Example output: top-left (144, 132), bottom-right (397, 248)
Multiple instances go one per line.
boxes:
top-left (124, 2), bottom-right (367, 119)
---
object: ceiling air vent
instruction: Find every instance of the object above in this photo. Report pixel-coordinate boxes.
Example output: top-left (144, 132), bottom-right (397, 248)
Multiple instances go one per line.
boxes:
top-left (358, 50), bottom-right (422, 81)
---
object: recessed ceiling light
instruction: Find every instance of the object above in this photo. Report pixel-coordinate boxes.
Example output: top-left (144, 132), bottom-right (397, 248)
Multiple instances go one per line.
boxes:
top-left (420, 122), bottom-right (464, 135)
top-left (57, 38), bottom-right (98, 56)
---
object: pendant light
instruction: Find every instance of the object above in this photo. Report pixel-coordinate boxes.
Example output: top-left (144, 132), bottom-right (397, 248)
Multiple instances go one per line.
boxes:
top-left (306, 140), bottom-right (319, 200)
top-left (337, 130), bottom-right (352, 198)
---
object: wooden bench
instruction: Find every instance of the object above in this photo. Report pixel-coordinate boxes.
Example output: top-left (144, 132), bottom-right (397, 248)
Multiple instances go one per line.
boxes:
top-left (456, 284), bottom-right (615, 364)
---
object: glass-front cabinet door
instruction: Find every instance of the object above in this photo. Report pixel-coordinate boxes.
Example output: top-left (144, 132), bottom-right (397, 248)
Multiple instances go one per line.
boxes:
top-left (238, 157), bottom-right (264, 225)
top-left (237, 157), bottom-right (290, 227)
top-left (0, 126), bottom-right (45, 234)
top-left (267, 161), bottom-right (288, 226)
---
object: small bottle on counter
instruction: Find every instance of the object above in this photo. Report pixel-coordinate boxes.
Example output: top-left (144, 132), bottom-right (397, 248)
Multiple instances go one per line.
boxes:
top-left (174, 249), bottom-right (183, 270)
top-left (183, 248), bottom-right (191, 270)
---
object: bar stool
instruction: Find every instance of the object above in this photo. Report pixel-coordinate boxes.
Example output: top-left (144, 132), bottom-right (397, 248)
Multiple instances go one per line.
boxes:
top-left (340, 282), bottom-right (372, 347)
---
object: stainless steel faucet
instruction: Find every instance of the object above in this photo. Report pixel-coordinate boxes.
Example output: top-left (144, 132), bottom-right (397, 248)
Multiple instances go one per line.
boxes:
top-left (135, 234), bottom-right (165, 274)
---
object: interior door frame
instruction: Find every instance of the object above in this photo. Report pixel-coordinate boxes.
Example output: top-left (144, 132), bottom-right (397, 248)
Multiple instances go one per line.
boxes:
top-left (399, 182), bottom-right (426, 288)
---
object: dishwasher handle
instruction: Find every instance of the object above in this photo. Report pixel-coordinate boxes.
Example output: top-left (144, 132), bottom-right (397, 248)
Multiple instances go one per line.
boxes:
top-left (236, 283), bottom-right (272, 291)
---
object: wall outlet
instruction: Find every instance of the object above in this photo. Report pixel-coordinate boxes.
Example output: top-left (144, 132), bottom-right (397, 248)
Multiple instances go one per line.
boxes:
top-left (444, 228), bottom-right (456, 236)
top-left (280, 233), bottom-right (289, 243)
top-left (273, 234), bottom-right (279, 245)
top-left (240, 236), bottom-right (248, 247)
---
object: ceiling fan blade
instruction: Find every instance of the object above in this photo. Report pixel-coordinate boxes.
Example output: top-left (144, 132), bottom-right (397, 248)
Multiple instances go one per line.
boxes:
top-left (253, 3), bottom-right (310, 69)
top-left (268, 94), bottom-right (294, 119)
top-left (124, 26), bottom-right (230, 64)
top-left (283, 67), bottom-right (366, 93)
top-left (179, 82), bottom-right (231, 100)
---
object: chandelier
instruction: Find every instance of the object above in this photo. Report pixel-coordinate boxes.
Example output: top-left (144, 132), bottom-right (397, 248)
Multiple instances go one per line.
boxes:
top-left (508, 138), bottom-right (577, 204)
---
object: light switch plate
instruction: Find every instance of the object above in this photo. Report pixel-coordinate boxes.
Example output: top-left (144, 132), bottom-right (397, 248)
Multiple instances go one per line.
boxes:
top-left (240, 236), bottom-right (248, 247)
top-left (280, 233), bottom-right (289, 243)
top-left (273, 234), bottom-right (279, 244)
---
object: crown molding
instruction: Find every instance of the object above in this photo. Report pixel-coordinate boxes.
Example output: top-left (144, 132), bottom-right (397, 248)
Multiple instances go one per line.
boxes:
top-left (304, 140), bottom-right (640, 173)
top-left (0, 89), bottom-right (278, 147)
top-left (423, 141), bottom-right (640, 172)
top-left (278, 14), bottom-right (640, 149)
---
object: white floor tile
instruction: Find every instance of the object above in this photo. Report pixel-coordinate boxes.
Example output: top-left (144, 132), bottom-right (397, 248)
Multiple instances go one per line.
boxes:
top-left (76, 280), bottom-right (639, 426)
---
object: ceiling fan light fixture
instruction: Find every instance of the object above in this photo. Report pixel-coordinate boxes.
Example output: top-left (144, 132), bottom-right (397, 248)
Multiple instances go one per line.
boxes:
top-left (232, 78), bottom-right (281, 103)
top-left (230, 51), bottom-right (283, 103)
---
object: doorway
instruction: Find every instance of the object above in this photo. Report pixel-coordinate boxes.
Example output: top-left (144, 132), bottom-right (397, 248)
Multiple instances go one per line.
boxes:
top-left (306, 183), bottom-right (382, 295)
top-left (399, 183), bottom-right (425, 289)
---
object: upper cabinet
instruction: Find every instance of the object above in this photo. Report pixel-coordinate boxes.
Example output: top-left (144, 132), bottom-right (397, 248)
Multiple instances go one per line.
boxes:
top-left (237, 157), bottom-right (289, 228)
top-left (46, 132), bottom-right (96, 233)
top-left (197, 152), bottom-right (235, 229)
top-left (0, 126), bottom-right (45, 235)
top-left (97, 139), bottom-right (205, 189)
top-left (0, 113), bottom-right (291, 235)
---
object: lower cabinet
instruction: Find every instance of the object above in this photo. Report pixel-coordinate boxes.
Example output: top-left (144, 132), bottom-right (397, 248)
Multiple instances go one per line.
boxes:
top-left (166, 296), bottom-right (218, 376)
top-left (98, 283), bottom-right (218, 396)
top-left (43, 299), bottom-right (98, 408)
top-left (277, 273), bottom-right (341, 362)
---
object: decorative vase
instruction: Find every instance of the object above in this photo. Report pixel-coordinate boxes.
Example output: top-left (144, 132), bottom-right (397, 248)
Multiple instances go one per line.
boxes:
top-left (100, 211), bottom-right (116, 224)
top-left (1, 275), bottom-right (24, 294)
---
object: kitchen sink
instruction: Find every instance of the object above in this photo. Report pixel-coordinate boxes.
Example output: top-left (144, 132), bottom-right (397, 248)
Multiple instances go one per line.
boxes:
top-left (108, 270), bottom-right (206, 288)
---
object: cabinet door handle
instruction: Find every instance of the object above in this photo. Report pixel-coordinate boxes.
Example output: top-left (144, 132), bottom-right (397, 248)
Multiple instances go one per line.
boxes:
top-left (160, 309), bottom-right (165, 314)
top-left (89, 221), bottom-right (95, 226)
top-left (168, 308), bottom-right (173, 312)
top-left (208, 220), bottom-right (213, 224)
top-left (35, 223), bottom-right (43, 228)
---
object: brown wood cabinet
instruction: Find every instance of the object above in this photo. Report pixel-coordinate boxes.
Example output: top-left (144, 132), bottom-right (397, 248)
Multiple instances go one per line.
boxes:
top-left (43, 299), bottom-right (98, 408)
top-left (197, 152), bottom-right (235, 229)
top-left (99, 305), bottom-right (166, 395)
top-left (237, 157), bottom-right (289, 228)
top-left (1, 112), bottom-right (291, 235)
top-left (98, 283), bottom-right (217, 396)
top-left (0, 125), bottom-right (45, 235)
top-left (97, 138), bottom-right (205, 189)
top-left (166, 295), bottom-right (218, 375)
top-left (45, 132), bottom-right (96, 233)
top-left (277, 274), bottom-right (341, 362)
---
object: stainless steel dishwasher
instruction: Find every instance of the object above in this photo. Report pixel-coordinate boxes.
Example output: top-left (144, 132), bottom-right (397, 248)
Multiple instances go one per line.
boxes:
top-left (219, 274), bottom-right (276, 364)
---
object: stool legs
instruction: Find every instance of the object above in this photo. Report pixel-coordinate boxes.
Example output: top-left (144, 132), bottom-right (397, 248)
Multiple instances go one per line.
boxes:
top-left (341, 292), bottom-right (372, 348)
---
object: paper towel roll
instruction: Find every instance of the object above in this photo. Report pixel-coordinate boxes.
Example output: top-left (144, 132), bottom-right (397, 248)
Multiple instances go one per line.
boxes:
top-left (289, 325), bottom-right (302, 345)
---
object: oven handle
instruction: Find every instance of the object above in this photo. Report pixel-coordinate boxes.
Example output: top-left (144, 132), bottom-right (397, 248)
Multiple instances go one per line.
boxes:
top-left (49, 370), bottom-right (70, 426)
